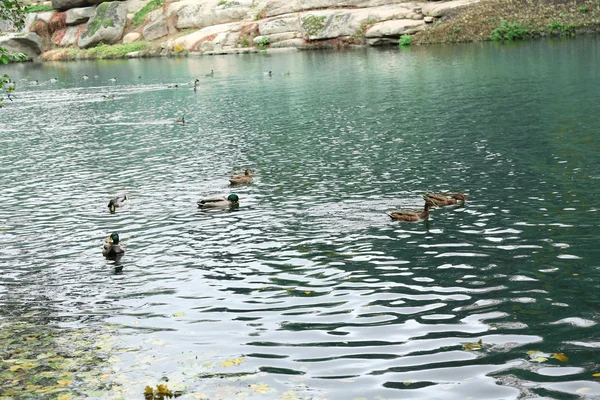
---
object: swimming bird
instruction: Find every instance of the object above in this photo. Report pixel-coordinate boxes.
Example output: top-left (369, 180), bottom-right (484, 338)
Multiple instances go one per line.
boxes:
top-left (388, 197), bottom-right (438, 222)
top-left (424, 193), bottom-right (466, 206)
top-left (83, 75), bottom-right (89, 80)
top-left (167, 84), bottom-right (179, 88)
top-left (283, 71), bottom-right (291, 75)
top-left (108, 77), bottom-right (117, 82)
top-left (20, 78), bottom-right (28, 82)
top-left (103, 232), bottom-right (125, 258)
top-left (205, 70), bottom-right (214, 77)
top-left (29, 80), bottom-right (39, 85)
top-left (263, 71), bottom-right (272, 76)
top-left (50, 77), bottom-right (58, 83)
top-left (102, 94), bottom-right (115, 100)
top-left (198, 194), bottom-right (239, 208)
top-left (107, 195), bottom-right (127, 213)
top-left (229, 169), bottom-right (253, 185)
top-left (94, 75), bottom-right (99, 79)
top-left (175, 116), bottom-right (185, 124)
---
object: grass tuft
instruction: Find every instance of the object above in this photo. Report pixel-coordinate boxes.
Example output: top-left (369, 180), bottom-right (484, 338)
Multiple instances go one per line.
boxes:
top-left (133, 0), bottom-right (164, 27)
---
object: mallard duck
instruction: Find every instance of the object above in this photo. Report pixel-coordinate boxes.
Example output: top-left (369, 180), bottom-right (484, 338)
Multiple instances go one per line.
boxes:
top-left (175, 116), bottom-right (185, 124)
top-left (229, 169), bottom-right (253, 185)
top-left (108, 77), bottom-right (117, 82)
top-left (424, 192), bottom-right (466, 206)
top-left (388, 197), bottom-right (437, 222)
top-left (263, 71), bottom-right (272, 76)
top-left (102, 94), bottom-right (115, 100)
top-left (103, 232), bottom-right (125, 258)
top-left (107, 195), bottom-right (127, 213)
top-left (205, 70), bottom-right (214, 77)
top-left (50, 77), bottom-right (58, 83)
top-left (83, 74), bottom-right (89, 80)
top-left (167, 84), bottom-right (179, 88)
top-left (29, 80), bottom-right (39, 85)
top-left (198, 194), bottom-right (239, 208)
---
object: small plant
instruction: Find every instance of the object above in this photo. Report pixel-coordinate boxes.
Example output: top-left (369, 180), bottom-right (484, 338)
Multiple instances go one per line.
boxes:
top-left (548, 20), bottom-right (575, 36)
top-left (241, 38), bottom-right (249, 47)
top-left (302, 15), bottom-right (327, 37)
top-left (23, 4), bottom-right (54, 13)
top-left (257, 36), bottom-right (269, 50)
top-left (490, 19), bottom-right (529, 41)
top-left (254, 7), bottom-right (267, 20)
top-left (398, 34), bottom-right (412, 46)
top-left (454, 26), bottom-right (462, 33)
top-left (133, 0), bottom-right (164, 26)
top-left (579, 5), bottom-right (590, 12)
top-left (86, 42), bottom-right (152, 59)
top-left (218, 0), bottom-right (228, 6)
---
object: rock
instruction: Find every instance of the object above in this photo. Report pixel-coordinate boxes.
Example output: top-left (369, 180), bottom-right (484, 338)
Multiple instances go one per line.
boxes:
top-left (127, 0), bottom-right (150, 13)
top-left (24, 13), bottom-right (37, 32)
top-left (36, 11), bottom-right (56, 23)
top-left (258, 15), bottom-right (300, 35)
top-left (0, 18), bottom-right (17, 32)
top-left (51, 0), bottom-right (97, 12)
top-left (65, 6), bottom-right (95, 26)
top-left (424, 16), bottom-right (434, 23)
top-left (60, 25), bottom-right (83, 46)
top-left (365, 20), bottom-right (424, 38)
top-left (266, 0), bottom-right (406, 18)
top-left (78, 1), bottom-right (127, 48)
top-left (122, 32), bottom-right (141, 43)
top-left (0, 33), bottom-right (44, 58)
top-left (270, 38), bottom-right (305, 48)
top-left (171, 21), bottom-right (241, 51)
top-left (142, 15), bottom-right (168, 41)
top-left (261, 32), bottom-right (299, 43)
top-left (421, 0), bottom-right (479, 18)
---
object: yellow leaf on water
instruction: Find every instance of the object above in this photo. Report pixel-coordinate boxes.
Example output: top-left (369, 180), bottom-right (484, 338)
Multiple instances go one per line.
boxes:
top-left (172, 312), bottom-right (186, 317)
top-left (144, 386), bottom-right (154, 395)
top-left (249, 383), bottom-right (271, 394)
top-left (403, 382), bottom-right (411, 386)
top-left (526, 350), bottom-right (540, 355)
top-left (305, 291), bottom-right (311, 295)
top-left (553, 353), bottom-right (568, 362)
top-left (220, 357), bottom-right (244, 367)
top-left (593, 373), bottom-right (600, 377)
top-left (532, 357), bottom-right (548, 363)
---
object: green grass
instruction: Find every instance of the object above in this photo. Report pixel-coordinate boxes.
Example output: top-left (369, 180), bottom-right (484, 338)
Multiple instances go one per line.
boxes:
top-left (398, 34), bottom-right (412, 46)
top-left (490, 19), bottom-right (529, 41)
top-left (86, 42), bottom-right (152, 59)
top-left (257, 36), bottom-right (269, 50)
top-left (302, 15), bottom-right (327, 37)
top-left (24, 4), bottom-right (54, 13)
top-left (132, 0), bottom-right (164, 27)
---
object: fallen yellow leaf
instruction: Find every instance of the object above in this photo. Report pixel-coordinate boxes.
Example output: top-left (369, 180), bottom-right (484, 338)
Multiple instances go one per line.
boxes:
top-left (592, 373), bottom-right (600, 377)
top-left (172, 312), bottom-right (186, 317)
top-left (553, 353), bottom-right (568, 362)
top-left (305, 291), bottom-right (311, 295)
top-left (532, 357), bottom-right (548, 363)
top-left (220, 357), bottom-right (244, 367)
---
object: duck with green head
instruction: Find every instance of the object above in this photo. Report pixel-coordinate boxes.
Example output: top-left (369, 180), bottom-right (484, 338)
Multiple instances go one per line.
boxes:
top-left (198, 194), bottom-right (239, 208)
top-left (107, 195), bottom-right (127, 213)
top-left (103, 232), bottom-right (125, 258)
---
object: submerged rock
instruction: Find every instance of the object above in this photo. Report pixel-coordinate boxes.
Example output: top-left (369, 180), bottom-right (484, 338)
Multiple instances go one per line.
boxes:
top-left (78, 1), bottom-right (128, 48)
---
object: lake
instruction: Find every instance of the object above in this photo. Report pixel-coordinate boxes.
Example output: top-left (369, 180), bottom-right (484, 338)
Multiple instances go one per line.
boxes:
top-left (1, 37), bottom-right (600, 399)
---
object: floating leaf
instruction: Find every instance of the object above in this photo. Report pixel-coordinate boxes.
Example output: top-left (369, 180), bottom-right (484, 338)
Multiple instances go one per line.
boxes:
top-left (220, 357), bottom-right (244, 367)
top-left (305, 291), bottom-right (311, 295)
top-left (144, 386), bottom-right (154, 396)
top-left (526, 350), bottom-right (540, 355)
top-left (532, 357), bottom-right (548, 363)
top-left (462, 339), bottom-right (483, 351)
top-left (249, 383), bottom-right (271, 394)
top-left (593, 373), bottom-right (600, 377)
top-left (553, 353), bottom-right (568, 362)
top-left (172, 312), bottom-right (186, 317)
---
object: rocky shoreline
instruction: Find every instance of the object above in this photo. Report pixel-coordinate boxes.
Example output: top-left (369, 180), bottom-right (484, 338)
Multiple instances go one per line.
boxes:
top-left (1, 0), bottom-right (600, 62)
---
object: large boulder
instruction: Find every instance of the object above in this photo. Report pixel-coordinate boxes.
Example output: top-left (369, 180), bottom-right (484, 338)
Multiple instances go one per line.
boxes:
top-left (142, 15), bottom-right (177, 41)
top-left (0, 33), bottom-right (44, 58)
top-left (60, 25), bottom-right (84, 46)
top-left (170, 21), bottom-right (241, 51)
top-left (65, 6), bottom-right (96, 25)
top-left (365, 19), bottom-right (424, 38)
top-left (122, 32), bottom-right (141, 43)
top-left (266, 0), bottom-right (411, 17)
top-left (78, 1), bottom-right (127, 48)
top-left (421, 0), bottom-right (479, 17)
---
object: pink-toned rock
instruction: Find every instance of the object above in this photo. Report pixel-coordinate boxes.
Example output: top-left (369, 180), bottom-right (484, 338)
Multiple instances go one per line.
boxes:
top-left (123, 32), bottom-right (141, 43)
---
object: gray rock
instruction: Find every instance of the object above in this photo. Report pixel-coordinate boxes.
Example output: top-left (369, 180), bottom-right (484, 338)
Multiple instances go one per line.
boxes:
top-left (270, 38), bottom-right (305, 48)
top-left (421, 0), bottom-right (479, 17)
top-left (36, 11), bottom-right (55, 23)
top-left (142, 15), bottom-right (168, 41)
top-left (66, 6), bottom-right (96, 26)
top-left (424, 16), bottom-right (434, 23)
top-left (0, 33), bottom-right (43, 58)
top-left (365, 20), bottom-right (424, 38)
top-left (60, 25), bottom-right (82, 46)
top-left (0, 18), bottom-right (17, 32)
top-left (78, 1), bottom-right (128, 48)
top-left (51, 0), bottom-right (112, 12)
top-left (258, 15), bottom-right (300, 35)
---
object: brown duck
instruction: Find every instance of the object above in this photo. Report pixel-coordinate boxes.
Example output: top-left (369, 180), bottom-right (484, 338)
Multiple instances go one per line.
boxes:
top-left (424, 192), bottom-right (466, 206)
top-left (229, 169), bottom-right (253, 185)
top-left (388, 197), bottom-right (438, 222)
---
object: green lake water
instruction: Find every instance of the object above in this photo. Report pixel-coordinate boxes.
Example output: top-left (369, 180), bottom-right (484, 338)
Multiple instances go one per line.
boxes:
top-left (1, 37), bottom-right (600, 399)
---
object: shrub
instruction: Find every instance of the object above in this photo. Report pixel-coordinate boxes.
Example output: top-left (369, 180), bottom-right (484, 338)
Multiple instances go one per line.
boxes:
top-left (398, 34), bottom-right (412, 46)
top-left (24, 4), bottom-right (54, 13)
top-left (490, 20), bottom-right (529, 41)
top-left (257, 36), bottom-right (269, 50)
top-left (86, 42), bottom-right (152, 59)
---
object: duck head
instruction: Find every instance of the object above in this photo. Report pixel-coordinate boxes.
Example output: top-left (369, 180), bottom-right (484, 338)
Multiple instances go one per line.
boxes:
top-left (452, 193), bottom-right (466, 203)
top-left (244, 169), bottom-right (252, 176)
top-left (108, 199), bottom-right (116, 213)
top-left (227, 194), bottom-right (239, 204)
top-left (110, 232), bottom-right (120, 244)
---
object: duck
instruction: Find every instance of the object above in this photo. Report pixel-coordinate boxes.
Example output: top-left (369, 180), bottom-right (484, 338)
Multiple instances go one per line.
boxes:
top-left (108, 77), bottom-right (117, 82)
top-left (229, 169), bottom-right (253, 185)
top-left (107, 195), bottom-right (127, 213)
top-left (167, 84), bottom-right (179, 88)
top-left (29, 80), bottom-right (39, 85)
top-left (83, 74), bottom-right (89, 80)
top-left (50, 77), bottom-right (58, 83)
top-left (198, 194), bottom-right (239, 208)
top-left (103, 232), bottom-right (125, 258)
top-left (205, 70), bottom-right (214, 77)
top-left (388, 197), bottom-right (438, 222)
top-left (175, 116), bottom-right (185, 124)
top-left (424, 192), bottom-right (466, 206)
top-left (102, 94), bottom-right (115, 100)
top-left (283, 71), bottom-right (291, 75)
top-left (263, 71), bottom-right (272, 76)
